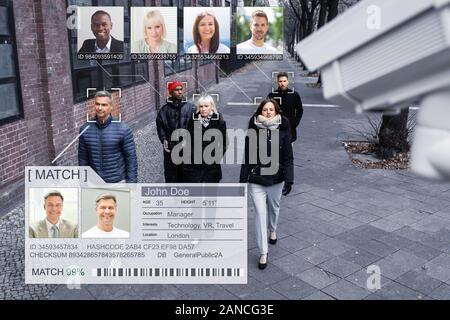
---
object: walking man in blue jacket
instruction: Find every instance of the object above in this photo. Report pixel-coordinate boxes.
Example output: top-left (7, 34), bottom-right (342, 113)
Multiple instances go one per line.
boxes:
top-left (78, 91), bottom-right (137, 183)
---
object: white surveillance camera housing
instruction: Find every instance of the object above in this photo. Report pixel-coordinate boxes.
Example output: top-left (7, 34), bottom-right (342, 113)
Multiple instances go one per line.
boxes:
top-left (296, 0), bottom-right (450, 180)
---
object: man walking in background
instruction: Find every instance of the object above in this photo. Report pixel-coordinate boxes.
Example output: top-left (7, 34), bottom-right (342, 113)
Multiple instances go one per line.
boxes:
top-left (268, 72), bottom-right (304, 143)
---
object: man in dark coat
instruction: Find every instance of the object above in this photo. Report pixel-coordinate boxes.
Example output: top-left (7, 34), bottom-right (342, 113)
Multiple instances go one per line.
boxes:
top-left (78, 91), bottom-right (137, 183)
top-left (78, 10), bottom-right (124, 54)
top-left (156, 81), bottom-right (195, 182)
top-left (268, 72), bottom-right (303, 143)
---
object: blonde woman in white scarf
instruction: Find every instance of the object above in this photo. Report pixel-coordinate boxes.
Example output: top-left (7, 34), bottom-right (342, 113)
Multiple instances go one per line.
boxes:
top-left (240, 99), bottom-right (294, 269)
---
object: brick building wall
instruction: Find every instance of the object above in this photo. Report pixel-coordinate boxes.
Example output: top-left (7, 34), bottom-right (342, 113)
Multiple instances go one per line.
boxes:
top-left (0, 0), bottom-right (220, 213)
top-left (197, 62), bottom-right (217, 92)
top-left (0, 0), bottom-right (61, 186)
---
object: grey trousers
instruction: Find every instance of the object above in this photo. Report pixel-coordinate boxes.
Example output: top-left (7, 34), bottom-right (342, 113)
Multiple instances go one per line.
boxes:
top-left (249, 182), bottom-right (284, 255)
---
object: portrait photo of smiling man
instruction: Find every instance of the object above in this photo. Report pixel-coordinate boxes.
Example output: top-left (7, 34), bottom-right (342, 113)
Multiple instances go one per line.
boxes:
top-left (236, 7), bottom-right (283, 55)
top-left (82, 192), bottom-right (130, 239)
top-left (29, 190), bottom-right (78, 239)
top-left (77, 8), bottom-right (124, 54)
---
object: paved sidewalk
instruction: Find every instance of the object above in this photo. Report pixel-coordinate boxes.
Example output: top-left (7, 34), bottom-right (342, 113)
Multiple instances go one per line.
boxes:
top-left (2, 56), bottom-right (450, 300)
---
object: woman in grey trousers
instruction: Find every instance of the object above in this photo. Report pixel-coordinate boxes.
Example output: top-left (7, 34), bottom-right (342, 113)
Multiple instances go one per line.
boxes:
top-left (240, 99), bottom-right (294, 269)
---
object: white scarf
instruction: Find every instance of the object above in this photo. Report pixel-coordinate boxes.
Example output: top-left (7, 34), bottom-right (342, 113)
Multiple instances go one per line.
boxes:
top-left (200, 112), bottom-right (214, 128)
top-left (255, 114), bottom-right (281, 130)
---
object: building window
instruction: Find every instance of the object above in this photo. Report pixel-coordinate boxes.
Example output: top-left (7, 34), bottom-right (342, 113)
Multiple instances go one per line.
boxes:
top-left (164, 0), bottom-right (192, 76)
top-left (0, 0), bottom-right (23, 124)
top-left (67, 0), bottom-right (149, 102)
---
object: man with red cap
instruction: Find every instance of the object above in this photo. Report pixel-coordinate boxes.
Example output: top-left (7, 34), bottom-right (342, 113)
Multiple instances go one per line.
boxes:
top-left (156, 81), bottom-right (195, 182)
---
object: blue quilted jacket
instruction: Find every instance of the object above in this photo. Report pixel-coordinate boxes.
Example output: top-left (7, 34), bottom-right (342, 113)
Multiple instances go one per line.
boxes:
top-left (78, 116), bottom-right (138, 183)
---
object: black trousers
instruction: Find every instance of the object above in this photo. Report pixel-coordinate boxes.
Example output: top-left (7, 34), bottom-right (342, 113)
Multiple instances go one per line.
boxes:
top-left (163, 150), bottom-right (182, 183)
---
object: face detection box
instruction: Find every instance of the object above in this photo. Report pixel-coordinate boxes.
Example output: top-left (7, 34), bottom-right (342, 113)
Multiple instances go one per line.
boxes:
top-left (25, 167), bottom-right (247, 285)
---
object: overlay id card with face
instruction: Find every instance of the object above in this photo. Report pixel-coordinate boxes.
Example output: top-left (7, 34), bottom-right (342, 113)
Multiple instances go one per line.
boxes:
top-left (25, 167), bottom-right (247, 285)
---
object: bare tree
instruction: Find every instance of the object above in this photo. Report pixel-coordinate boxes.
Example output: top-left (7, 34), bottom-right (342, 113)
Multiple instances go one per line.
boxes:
top-left (283, 0), bottom-right (355, 59)
top-left (327, 0), bottom-right (339, 21)
top-left (284, 6), bottom-right (299, 56)
top-left (243, 0), bottom-right (270, 5)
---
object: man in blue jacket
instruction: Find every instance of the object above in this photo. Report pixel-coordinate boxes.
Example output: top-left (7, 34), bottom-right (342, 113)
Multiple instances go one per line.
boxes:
top-left (78, 91), bottom-right (137, 183)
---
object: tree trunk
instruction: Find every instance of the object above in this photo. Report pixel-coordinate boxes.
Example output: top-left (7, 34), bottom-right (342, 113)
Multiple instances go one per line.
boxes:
top-left (300, 1), bottom-right (308, 40)
top-left (296, 20), bottom-right (302, 61)
top-left (291, 19), bottom-right (299, 56)
top-left (306, 13), bottom-right (314, 36)
top-left (327, 0), bottom-right (339, 22)
top-left (288, 0), bottom-right (301, 20)
top-left (316, 0), bottom-right (338, 85)
top-left (318, 0), bottom-right (328, 29)
top-left (377, 109), bottom-right (410, 159)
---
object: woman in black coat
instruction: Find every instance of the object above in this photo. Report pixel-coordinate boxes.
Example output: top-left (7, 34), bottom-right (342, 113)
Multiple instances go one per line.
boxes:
top-left (182, 95), bottom-right (227, 183)
top-left (240, 98), bottom-right (294, 269)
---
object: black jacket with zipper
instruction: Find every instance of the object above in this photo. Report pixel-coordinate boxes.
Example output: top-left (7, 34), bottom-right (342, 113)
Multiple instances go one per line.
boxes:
top-left (78, 115), bottom-right (137, 183)
top-left (156, 100), bottom-right (195, 146)
top-left (268, 88), bottom-right (303, 142)
top-left (239, 115), bottom-right (294, 186)
top-left (182, 112), bottom-right (227, 183)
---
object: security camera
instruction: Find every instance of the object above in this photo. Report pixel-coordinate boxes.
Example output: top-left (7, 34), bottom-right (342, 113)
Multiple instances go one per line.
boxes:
top-left (296, 0), bottom-right (450, 180)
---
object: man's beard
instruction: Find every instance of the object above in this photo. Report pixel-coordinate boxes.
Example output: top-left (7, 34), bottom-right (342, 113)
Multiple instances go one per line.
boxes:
top-left (253, 32), bottom-right (265, 41)
top-left (172, 96), bottom-right (183, 104)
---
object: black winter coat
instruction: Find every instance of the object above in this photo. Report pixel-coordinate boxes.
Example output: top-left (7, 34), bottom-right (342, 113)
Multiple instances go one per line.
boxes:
top-left (239, 115), bottom-right (294, 186)
top-left (182, 113), bottom-right (227, 183)
top-left (268, 88), bottom-right (303, 142)
top-left (156, 101), bottom-right (195, 147)
top-left (78, 115), bottom-right (137, 183)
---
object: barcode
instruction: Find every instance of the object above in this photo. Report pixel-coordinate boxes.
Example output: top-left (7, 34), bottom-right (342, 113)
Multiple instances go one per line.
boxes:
top-left (94, 267), bottom-right (243, 277)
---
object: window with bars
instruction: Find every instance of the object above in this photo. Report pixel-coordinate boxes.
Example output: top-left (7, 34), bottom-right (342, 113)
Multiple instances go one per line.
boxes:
top-left (67, 0), bottom-right (149, 102)
top-left (0, 0), bottom-right (23, 125)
